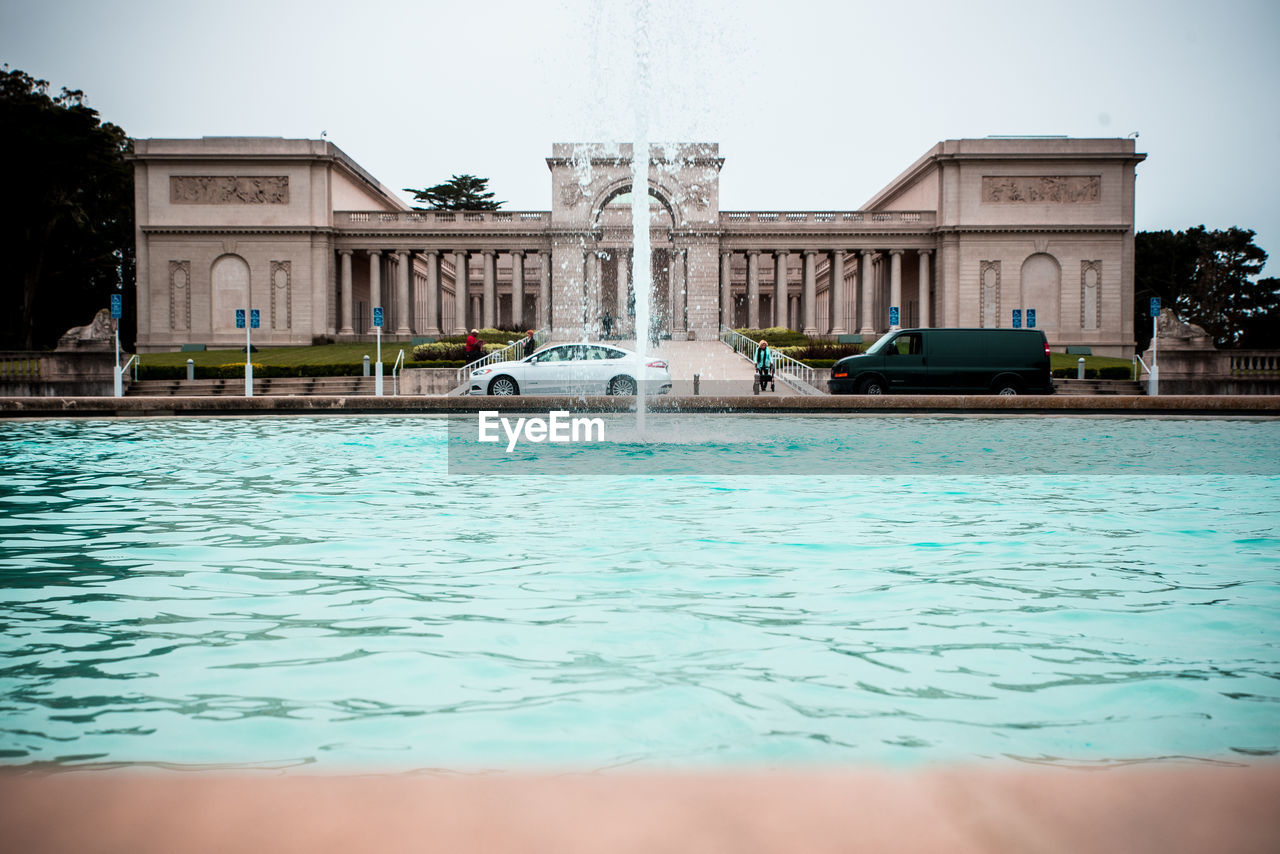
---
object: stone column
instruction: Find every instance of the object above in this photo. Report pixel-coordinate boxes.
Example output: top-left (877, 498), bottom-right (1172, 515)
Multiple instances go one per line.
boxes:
top-left (829, 249), bottom-right (846, 335)
top-left (395, 250), bottom-right (412, 334)
top-left (452, 250), bottom-right (468, 334)
top-left (774, 250), bottom-right (789, 329)
top-left (673, 248), bottom-right (687, 334)
top-left (511, 250), bottom-right (525, 330)
top-left (918, 249), bottom-right (933, 329)
top-left (859, 249), bottom-right (876, 336)
top-left (889, 249), bottom-right (903, 329)
top-left (616, 251), bottom-right (629, 336)
top-left (339, 250), bottom-right (354, 334)
top-left (539, 251), bottom-right (551, 329)
top-left (747, 250), bottom-right (761, 329)
top-left (367, 250), bottom-right (382, 333)
top-left (802, 250), bottom-right (818, 335)
top-left (482, 250), bottom-right (497, 329)
top-left (790, 295), bottom-right (801, 331)
top-left (424, 250), bottom-right (441, 336)
top-left (720, 251), bottom-right (733, 330)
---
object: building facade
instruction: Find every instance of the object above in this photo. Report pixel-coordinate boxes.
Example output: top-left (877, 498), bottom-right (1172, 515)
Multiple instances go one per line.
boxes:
top-left (130, 136), bottom-right (1145, 355)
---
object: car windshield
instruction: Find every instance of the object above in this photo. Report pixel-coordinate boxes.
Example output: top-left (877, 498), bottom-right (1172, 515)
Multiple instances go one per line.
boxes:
top-left (864, 332), bottom-right (897, 355)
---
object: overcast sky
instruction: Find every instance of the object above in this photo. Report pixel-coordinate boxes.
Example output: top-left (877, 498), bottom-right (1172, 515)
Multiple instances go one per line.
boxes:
top-left (4, 0), bottom-right (1278, 271)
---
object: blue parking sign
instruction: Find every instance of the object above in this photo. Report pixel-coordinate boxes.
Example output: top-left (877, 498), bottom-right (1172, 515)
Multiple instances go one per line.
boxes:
top-left (1011, 309), bottom-right (1022, 329)
top-left (1027, 309), bottom-right (1036, 328)
top-left (888, 306), bottom-right (899, 326)
top-left (236, 309), bottom-right (245, 329)
top-left (1150, 297), bottom-right (1161, 317)
top-left (110, 294), bottom-right (122, 319)
top-left (373, 306), bottom-right (384, 328)
top-left (250, 309), bottom-right (260, 329)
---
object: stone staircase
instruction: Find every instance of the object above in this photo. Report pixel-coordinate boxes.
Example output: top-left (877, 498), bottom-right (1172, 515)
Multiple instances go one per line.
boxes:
top-left (1052, 378), bottom-right (1146, 396)
top-left (126, 376), bottom-right (378, 396)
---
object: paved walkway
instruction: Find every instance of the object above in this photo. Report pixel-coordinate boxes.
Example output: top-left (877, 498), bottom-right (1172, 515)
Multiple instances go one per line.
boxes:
top-left (597, 338), bottom-right (786, 396)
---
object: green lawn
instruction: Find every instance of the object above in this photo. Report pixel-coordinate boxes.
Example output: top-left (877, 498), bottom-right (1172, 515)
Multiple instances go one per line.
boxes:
top-left (1049, 353), bottom-right (1132, 372)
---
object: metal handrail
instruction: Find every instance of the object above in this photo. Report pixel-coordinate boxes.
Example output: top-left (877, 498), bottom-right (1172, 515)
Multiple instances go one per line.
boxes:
top-left (1133, 353), bottom-right (1157, 396)
top-left (454, 326), bottom-right (549, 386)
top-left (719, 326), bottom-right (820, 391)
top-left (391, 349), bottom-right (405, 396)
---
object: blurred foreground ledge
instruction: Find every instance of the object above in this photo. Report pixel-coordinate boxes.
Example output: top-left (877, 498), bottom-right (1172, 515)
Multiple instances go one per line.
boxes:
top-left (1, 394), bottom-right (1279, 417)
top-left (2, 765), bottom-right (1278, 854)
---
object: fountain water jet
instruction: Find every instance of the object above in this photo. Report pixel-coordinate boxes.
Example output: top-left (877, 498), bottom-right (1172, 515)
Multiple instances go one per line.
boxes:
top-left (630, 1), bottom-right (652, 430)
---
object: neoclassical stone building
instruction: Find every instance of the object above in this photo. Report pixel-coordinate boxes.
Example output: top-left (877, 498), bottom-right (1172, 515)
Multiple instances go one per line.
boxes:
top-left (130, 136), bottom-right (1145, 355)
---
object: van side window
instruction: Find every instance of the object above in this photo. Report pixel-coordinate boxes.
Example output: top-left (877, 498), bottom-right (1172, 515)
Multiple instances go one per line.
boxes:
top-left (891, 334), bottom-right (922, 356)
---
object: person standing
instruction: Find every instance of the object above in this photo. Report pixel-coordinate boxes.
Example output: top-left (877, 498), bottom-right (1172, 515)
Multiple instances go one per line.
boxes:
top-left (523, 329), bottom-right (538, 357)
top-left (755, 338), bottom-right (774, 391)
top-left (465, 328), bottom-right (483, 365)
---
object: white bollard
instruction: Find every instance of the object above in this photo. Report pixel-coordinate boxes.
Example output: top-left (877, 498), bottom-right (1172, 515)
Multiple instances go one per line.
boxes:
top-left (1077, 357), bottom-right (1085, 380)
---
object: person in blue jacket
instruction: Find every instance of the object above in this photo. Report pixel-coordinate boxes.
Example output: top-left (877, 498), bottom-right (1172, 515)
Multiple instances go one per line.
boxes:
top-left (754, 339), bottom-right (774, 391)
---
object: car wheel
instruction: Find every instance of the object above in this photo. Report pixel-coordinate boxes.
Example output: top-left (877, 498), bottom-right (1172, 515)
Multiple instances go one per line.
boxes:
top-left (858, 377), bottom-right (885, 395)
top-left (608, 375), bottom-right (637, 396)
top-left (993, 378), bottom-right (1021, 396)
top-left (488, 376), bottom-right (519, 396)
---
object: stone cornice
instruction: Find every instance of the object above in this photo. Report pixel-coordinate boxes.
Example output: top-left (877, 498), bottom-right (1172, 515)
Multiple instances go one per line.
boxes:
top-left (545, 157), bottom-right (725, 170)
top-left (142, 225), bottom-right (333, 236)
top-left (933, 224), bottom-right (1133, 235)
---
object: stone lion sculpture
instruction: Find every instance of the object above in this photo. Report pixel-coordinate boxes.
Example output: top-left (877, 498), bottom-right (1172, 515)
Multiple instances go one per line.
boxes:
top-left (57, 308), bottom-right (115, 350)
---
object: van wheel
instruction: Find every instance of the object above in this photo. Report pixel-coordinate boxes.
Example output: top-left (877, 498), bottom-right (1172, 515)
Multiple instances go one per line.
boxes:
top-left (993, 379), bottom-right (1022, 396)
top-left (858, 377), bottom-right (885, 395)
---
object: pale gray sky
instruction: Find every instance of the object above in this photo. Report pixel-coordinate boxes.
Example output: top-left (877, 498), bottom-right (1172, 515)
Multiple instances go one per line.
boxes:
top-left (4, 0), bottom-right (1278, 270)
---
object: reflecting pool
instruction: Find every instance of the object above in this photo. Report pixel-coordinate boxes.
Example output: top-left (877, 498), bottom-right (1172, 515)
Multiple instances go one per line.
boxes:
top-left (1, 416), bottom-right (1278, 770)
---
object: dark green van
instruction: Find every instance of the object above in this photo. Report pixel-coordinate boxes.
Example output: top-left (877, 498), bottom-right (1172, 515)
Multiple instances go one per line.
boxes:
top-left (828, 328), bottom-right (1053, 395)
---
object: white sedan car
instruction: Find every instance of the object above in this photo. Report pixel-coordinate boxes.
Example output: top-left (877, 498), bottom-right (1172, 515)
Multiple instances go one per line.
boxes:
top-left (469, 343), bottom-right (672, 396)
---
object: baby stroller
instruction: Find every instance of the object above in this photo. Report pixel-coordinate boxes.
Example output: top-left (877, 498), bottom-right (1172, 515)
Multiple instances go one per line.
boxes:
top-left (752, 362), bottom-right (775, 395)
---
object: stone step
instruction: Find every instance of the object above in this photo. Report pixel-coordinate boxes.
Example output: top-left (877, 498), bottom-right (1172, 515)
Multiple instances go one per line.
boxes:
top-left (1053, 378), bottom-right (1146, 396)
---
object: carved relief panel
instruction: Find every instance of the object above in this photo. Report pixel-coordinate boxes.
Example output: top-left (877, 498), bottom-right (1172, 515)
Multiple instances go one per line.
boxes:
top-left (981, 176), bottom-right (1100, 204)
top-left (1081, 260), bottom-right (1102, 331)
top-left (980, 261), bottom-right (1001, 328)
top-left (171, 176), bottom-right (289, 204)
top-left (169, 260), bottom-right (191, 331)
top-left (270, 261), bottom-right (292, 330)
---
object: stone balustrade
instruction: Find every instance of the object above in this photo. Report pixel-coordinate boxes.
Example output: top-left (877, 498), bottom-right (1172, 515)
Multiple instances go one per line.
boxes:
top-left (720, 211), bottom-right (933, 227)
top-left (336, 211), bottom-right (549, 228)
top-left (1229, 351), bottom-right (1280, 375)
top-left (1142, 347), bottom-right (1280, 394)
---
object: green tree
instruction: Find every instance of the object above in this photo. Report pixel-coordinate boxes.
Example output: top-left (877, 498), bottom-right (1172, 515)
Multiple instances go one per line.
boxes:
top-left (1133, 226), bottom-right (1275, 349)
top-left (0, 66), bottom-right (135, 350)
top-left (403, 174), bottom-right (504, 210)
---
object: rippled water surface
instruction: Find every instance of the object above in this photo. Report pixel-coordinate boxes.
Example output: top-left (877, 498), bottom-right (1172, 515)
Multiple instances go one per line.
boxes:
top-left (1, 415), bottom-right (1278, 771)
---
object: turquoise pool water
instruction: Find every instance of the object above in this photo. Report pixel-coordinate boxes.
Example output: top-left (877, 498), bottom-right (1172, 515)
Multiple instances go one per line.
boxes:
top-left (1, 415), bottom-right (1278, 771)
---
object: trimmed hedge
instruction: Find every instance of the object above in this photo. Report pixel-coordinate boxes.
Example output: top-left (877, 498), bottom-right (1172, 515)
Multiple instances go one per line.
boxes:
top-left (139, 360), bottom-right (470, 380)
top-left (778, 343), bottom-right (864, 361)
top-left (732, 327), bottom-right (812, 348)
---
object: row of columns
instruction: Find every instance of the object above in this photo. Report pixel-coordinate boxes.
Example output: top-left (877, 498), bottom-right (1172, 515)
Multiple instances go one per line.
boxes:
top-left (581, 246), bottom-right (688, 335)
top-left (718, 248), bottom-right (933, 335)
top-left (337, 248), bottom-right (552, 337)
